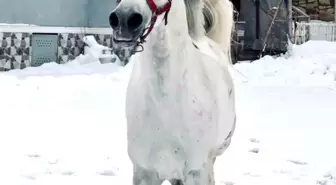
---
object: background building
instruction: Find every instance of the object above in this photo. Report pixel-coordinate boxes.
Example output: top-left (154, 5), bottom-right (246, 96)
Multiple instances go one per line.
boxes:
top-left (230, 0), bottom-right (291, 61)
top-left (0, 0), bottom-right (116, 71)
top-left (292, 0), bottom-right (335, 21)
top-left (0, 0), bottom-right (115, 27)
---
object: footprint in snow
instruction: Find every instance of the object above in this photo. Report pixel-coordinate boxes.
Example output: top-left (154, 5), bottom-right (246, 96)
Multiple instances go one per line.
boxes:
top-left (221, 181), bottom-right (235, 185)
top-left (48, 159), bottom-right (59, 165)
top-left (61, 171), bottom-right (75, 176)
top-left (243, 172), bottom-right (261, 177)
top-left (21, 174), bottom-right (36, 180)
top-left (248, 148), bottom-right (259, 154)
top-left (272, 169), bottom-right (291, 175)
top-left (98, 170), bottom-right (116, 176)
top-left (248, 138), bottom-right (260, 153)
top-left (316, 171), bottom-right (336, 185)
top-left (316, 178), bottom-right (336, 185)
top-left (249, 138), bottom-right (260, 143)
top-left (287, 159), bottom-right (308, 165)
top-left (323, 172), bottom-right (334, 179)
top-left (26, 154), bottom-right (41, 158)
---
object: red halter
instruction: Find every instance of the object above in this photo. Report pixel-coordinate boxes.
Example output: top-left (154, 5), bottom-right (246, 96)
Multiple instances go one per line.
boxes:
top-left (139, 0), bottom-right (172, 43)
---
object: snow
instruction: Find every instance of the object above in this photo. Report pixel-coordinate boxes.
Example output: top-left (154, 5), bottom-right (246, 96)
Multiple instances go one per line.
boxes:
top-left (0, 39), bottom-right (336, 185)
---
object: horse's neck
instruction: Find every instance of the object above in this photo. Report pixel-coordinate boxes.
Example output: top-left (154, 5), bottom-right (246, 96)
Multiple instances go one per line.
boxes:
top-left (136, 1), bottom-right (192, 86)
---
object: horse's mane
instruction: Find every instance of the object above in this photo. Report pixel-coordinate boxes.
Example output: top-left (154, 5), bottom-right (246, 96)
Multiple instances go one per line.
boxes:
top-left (183, 0), bottom-right (234, 57)
top-left (183, 0), bottom-right (206, 40)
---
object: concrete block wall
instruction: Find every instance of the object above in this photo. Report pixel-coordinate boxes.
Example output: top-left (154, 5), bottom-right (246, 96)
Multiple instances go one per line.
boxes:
top-left (0, 30), bottom-right (112, 71)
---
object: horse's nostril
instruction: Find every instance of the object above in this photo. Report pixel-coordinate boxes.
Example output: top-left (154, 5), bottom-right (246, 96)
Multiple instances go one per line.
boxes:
top-left (109, 12), bottom-right (119, 29)
top-left (127, 13), bottom-right (143, 31)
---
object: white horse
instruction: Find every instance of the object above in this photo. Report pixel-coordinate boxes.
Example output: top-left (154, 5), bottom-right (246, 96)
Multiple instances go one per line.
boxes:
top-left (109, 0), bottom-right (236, 184)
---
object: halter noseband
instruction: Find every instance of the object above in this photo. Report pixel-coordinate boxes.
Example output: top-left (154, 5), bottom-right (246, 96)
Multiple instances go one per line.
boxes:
top-left (139, 0), bottom-right (172, 43)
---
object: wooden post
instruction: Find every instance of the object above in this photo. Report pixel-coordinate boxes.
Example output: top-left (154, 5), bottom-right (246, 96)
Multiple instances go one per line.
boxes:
top-left (334, 0), bottom-right (336, 21)
top-left (288, 0), bottom-right (293, 39)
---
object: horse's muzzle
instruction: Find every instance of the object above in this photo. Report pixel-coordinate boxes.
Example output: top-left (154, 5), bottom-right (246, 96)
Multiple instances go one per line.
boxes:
top-left (109, 9), bottom-right (145, 65)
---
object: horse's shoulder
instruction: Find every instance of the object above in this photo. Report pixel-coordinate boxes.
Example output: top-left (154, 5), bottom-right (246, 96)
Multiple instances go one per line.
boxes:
top-left (192, 37), bottom-right (230, 64)
top-left (191, 38), bottom-right (233, 89)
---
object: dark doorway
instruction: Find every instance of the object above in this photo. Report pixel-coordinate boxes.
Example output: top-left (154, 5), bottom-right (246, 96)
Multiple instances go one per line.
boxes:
top-left (230, 0), bottom-right (290, 61)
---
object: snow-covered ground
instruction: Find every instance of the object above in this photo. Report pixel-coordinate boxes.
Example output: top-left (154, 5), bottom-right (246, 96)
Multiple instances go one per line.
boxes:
top-left (0, 40), bottom-right (336, 185)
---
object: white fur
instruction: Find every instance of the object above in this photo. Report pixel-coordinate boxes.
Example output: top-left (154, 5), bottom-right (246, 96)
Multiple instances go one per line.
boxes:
top-left (121, 0), bottom-right (236, 184)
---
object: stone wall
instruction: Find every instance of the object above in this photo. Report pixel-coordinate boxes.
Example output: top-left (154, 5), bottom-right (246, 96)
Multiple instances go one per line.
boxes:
top-left (292, 0), bottom-right (335, 21)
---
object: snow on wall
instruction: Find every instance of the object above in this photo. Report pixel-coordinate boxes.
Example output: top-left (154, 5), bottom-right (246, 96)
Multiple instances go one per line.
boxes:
top-left (58, 33), bottom-right (112, 64)
top-left (0, 25), bottom-right (113, 71)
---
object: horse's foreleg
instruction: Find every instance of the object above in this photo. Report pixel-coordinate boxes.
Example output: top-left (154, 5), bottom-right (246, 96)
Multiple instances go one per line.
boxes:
top-left (183, 164), bottom-right (210, 185)
top-left (181, 157), bottom-right (216, 185)
top-left (133, 165), bottom-right (164, 185)
top-left (170, 179), bottom-right (184, 185)
top-left (207, 157), bottom-right (216, 185)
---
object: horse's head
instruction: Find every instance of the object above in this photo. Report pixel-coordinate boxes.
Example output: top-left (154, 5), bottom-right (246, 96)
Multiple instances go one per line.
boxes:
top-left (109, 0), bottom-right (171, 65)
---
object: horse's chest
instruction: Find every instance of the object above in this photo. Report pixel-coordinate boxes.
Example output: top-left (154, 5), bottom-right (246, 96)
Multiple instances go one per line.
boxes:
top-left (126, 90), bottom-right (216, 177)
top-left (132, 91), bottom-right (214, 130)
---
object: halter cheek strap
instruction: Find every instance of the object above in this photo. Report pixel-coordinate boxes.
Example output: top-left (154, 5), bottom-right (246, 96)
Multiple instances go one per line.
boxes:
top-left (139, 0), bottom-right (172, 43)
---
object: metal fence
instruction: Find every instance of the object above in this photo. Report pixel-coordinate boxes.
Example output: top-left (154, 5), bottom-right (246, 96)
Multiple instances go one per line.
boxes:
top-left (294, 21), bottom-right (336, 44)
